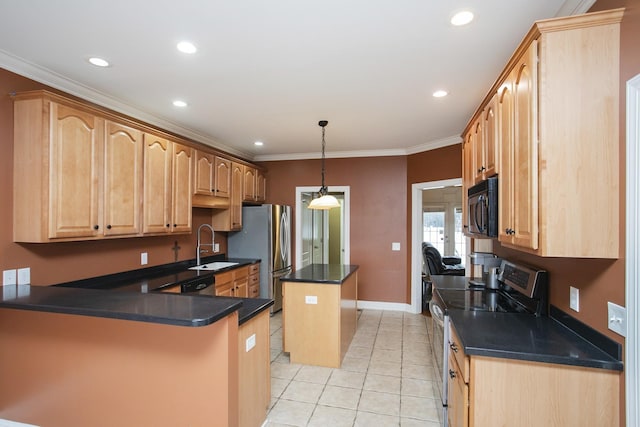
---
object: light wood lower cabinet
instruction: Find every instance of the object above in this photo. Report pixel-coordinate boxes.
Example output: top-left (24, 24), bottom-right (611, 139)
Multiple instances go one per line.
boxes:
top-left (215, 265), bottom-right (250, 298)
top-left (238, 309), bottom-right (271, 427)
top-left (447, 326), bottom-right (620, 427)
top-left (248, 263), bottom-right (260, 298)
top-left (282, 271), bottom-right (358, 368)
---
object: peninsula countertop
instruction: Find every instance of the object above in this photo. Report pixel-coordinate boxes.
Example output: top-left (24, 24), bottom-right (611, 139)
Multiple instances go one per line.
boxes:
top-left (281, 264), bottom-right (359, 284)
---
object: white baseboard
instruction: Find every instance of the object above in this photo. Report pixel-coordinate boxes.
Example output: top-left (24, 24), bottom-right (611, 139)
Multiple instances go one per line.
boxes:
top-left (357, 300), bottom-right (413, 313)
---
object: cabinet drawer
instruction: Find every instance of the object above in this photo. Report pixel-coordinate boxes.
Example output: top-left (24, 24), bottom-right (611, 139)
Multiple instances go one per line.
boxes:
top-left (249, 273), bottom-right (259, 286)
top-left (249, 263), bottom-right (260, 275)
top-left (449, 325), bottom-right (469, 383)
top-left (234, 266), bottom-right (249, 279)
top-left (215, 270), bottom-right (233, 285)
top-left (249, 284), bottom-right (259, 298)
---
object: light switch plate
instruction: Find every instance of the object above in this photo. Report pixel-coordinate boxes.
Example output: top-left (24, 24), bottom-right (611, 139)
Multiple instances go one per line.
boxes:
top-left (607, 302), bottom-right (626, 337)
top-left (214, 243), bottom-right (220, 253)
top-left (141, 252), bottom-right (148, 265)
top-left (3, 269), bottom-right (17, 286)
top-left (245, 334), bottom-right (256, 352)
top-left (569, 286), bottom-right (579, 312)
top-left (392, 242), bottom-right (401, 251)
top-left (17, 267), bottom-right (30, 285)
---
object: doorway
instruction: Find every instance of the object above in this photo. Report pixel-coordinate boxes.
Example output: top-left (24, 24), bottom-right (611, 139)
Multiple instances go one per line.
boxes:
top-left (411, 178), bottom-right (463, 313)
top-left (295, 186), bottom-right (350, 269)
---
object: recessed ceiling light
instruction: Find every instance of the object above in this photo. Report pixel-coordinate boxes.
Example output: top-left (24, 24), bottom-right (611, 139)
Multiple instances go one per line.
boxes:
top-left (172, 100), bottom-right (188, 107)
top-left (451, 10), bottom-right (474, 26)
top-left (177, 41), bottom-right (197, 54)
top-left (88, 57), bottom-right (110, 67)
top-left (254, 141), bottom-right (264, 146)
top-left (433, 90), bottom-right (448, 98)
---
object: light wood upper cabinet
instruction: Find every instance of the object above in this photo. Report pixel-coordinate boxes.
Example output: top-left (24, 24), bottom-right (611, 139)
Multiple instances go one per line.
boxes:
top-left (215, 156), bottom-right (231, 198)
top-left (12, 92), bottom-right (143, 242)
top-left (103, 121), bottom-right (143, 237)
top-left (194, 150), bottom-right (215, 196)
top-left (462, 9), bottom-right (622, 258)
top-left (48, 103), bottom-right (101, 239)
top-left (461, 132), bottom-right (474, 236)
top-left (212, 161), bottom-right (244, 231)
top-left (243, 166), bottom-right (257, 202)
top-left (482, 95), bottom-right (498, 178)
top-left (256, 169), bottom-right (266, 203)
top-left (142, 134), bottom-right (192, 235)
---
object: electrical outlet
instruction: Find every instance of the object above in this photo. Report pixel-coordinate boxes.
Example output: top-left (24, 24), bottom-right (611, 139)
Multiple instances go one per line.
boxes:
top-left (17, 267), bottom-right (30, 285)
top-left (305, 295), bottom-right (318, 304)
top-left (392, 242), bottom-right (401, 251)
top-left (141, 252), bottom-right (148, 265)
top-left (245, 334), bottom-right (256, 352)
top-left (3, 269), bottom-right (17, 285)
top-left (214, 243), bottom-right (220, 253)
top-left (607, 302), bottom-right (626, 337)
top-left (569, 286), bottom-right (579, 312)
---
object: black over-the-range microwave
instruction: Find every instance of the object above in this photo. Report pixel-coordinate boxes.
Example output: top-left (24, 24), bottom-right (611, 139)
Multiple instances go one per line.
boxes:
top-left (467, 176), bottom-right (498, 238)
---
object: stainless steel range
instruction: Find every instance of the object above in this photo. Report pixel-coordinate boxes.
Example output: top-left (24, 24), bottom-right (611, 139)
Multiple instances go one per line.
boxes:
top-left (428, 259), bottom-right (548, 427)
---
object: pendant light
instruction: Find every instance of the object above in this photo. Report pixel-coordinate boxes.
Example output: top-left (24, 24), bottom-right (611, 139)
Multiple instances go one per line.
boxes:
top-left (308, 120), bottom-right (340, 210)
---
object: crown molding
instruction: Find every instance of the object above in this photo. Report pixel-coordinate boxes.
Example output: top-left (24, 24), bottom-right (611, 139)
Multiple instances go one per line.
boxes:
top-left (0, 49), bottom-right (250, 159)
top-left (556, 0), bottom-right (596, 16)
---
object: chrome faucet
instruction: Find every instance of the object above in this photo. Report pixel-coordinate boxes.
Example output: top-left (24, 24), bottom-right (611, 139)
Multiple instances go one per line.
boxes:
top-left (196, 223), bottom-right (215, 266)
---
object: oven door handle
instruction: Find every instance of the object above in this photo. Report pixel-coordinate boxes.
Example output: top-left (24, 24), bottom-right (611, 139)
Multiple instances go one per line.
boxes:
top-left (429, 300), bottom-right (445, 327)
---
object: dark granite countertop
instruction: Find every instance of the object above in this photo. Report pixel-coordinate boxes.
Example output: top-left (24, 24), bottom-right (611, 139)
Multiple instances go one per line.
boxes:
top-left (43, 256), bottom-right (272, 326)
top-left (448, 310), bottom-right (623, 371)
top-left (281, 264), bottom-right (359, 284)
top-left (0, 284), bottom-right (242, 327)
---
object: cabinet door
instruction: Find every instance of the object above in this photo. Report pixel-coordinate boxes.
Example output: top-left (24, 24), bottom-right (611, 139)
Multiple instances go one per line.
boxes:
top-left (483, 95), bottom-right (498, 177)
top-left (243, 166), bottom-right (257, 202)
top-left (512, 41), bottom-right (539, 250)
top-left (215, 156), bottom-right (231, 198)
top-left (49, 102), bottom-right (101, 239)
top-left (256, 169), bottom-right (266, 202)
top-left (448, 353), bottom-right (469, 427)
top-left (215, 271), bottom-right (234, 296)
top-left (230, 162), bottom-right (244, 230)
top-left (171, 142), bottom-right (193, 233)
top-left (143, 133), bottom-right (172, 234)
top-left (194, 150), bottom-right (214, 196)
top-left (497, 79), bottom-right (515, 244)
top-left (472, 118), bottom-right (484, 184)
top-left (462, 131), bottom-right (474, 235)
top-left (104, 121), bottom-right (143, 236)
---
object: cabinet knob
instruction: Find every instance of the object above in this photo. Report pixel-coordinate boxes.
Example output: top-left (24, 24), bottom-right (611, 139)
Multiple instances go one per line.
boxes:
top-left (173, 224), bottom-right (177, 228)
top-left (477, 166), bottom-right (486, 173)
top-left (93, 225), bottom-right (99, 230)
top-left (449, 369), bottom-right (456, 379)
top-left (450, 343), bottom-right (458, 353)
top-left (106, 225), bottom-right (112, 230)
top-left (166, 224), bottom-right (170, 228)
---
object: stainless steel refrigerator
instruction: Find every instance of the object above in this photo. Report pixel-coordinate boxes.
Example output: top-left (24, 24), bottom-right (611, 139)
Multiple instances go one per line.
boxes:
top-left (228, 204), bottom-right (291, 313)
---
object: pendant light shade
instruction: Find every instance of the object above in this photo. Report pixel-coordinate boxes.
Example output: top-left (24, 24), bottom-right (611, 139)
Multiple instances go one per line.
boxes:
top-left (308, 120), bottom-right (340, 210)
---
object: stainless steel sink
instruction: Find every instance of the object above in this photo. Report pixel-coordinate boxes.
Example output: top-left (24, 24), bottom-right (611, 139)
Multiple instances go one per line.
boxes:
top-left (188, 262), bottom-right (239, 271)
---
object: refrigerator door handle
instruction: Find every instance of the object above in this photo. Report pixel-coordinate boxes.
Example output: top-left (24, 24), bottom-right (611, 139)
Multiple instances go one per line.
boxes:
top-left (280, 210), bottom-right (290, 265)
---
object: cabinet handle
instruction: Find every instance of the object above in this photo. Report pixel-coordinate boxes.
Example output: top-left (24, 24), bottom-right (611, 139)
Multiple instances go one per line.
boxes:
top-left (477, 166), bottom-right (486, 173)
top-left (173, 224), bottom-right (177, 227)
top-left (106, 225), bottom-right (112, 230)
top-left (166, 224), bottom-right (170, 228)
top-left (93, 225), bottom-right (99, 230)
top-left (450, 343), bottom-right (458, 353)
top-left (449, 369), bottom-right (456, 379)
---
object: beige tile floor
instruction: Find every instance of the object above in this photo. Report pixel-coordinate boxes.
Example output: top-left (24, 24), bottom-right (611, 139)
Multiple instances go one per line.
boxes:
top-left (265, 309), bottom-right (443, 427)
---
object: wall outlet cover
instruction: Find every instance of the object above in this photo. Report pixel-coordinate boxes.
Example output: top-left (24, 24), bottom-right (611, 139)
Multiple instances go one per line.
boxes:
top-left (245, 334), bottom-right (256, 352)
top-left (305, 295), bottom-right (318, 304)
top-left (392, 242), bottom-right (401, 251)
top-left (607, 301), bottom-right (626, 337)
top-left (141, 252), bottom-right (148, 265)
top-left (3, 269), bottom-right (17, 286)
top-left (569, 286), bottom-right (579, 312)
top-left (17, 267), bottom-right (30, 285)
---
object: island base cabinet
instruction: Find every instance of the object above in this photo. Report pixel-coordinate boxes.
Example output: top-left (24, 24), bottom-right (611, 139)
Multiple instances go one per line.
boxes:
top-left (468, 356), bottom-right (620, 427)
top-left (238, 310), bottom-right (271, 427)
top-left (0, 309), bottom-right (239, 427)
top-left (283, 272), bottom-right (357, 368)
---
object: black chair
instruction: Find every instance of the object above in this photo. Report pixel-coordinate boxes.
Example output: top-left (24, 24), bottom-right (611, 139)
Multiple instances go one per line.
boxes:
top-left (422, 242), bottom-right (465, 276)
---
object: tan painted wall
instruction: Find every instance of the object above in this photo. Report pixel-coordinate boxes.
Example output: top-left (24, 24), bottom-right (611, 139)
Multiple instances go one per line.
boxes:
top-left (0, 69), bottom-right (229, 285)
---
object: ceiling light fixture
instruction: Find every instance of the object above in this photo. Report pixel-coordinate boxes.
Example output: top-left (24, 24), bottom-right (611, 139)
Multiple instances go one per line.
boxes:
top-left (308, 120), bottom-right (340, 210)
top-left (254, 141), bottom-right (264, 146)
top-left (451, 10), bottom-right (474, 26)
top-left (88, 57), bottom-right (110, 67)
top-left (177, 41), bottom-right (197, 54)
top-left (433, 90), bottom-right (448, 98)
top-left (172, 100), bottom-right (188, 107)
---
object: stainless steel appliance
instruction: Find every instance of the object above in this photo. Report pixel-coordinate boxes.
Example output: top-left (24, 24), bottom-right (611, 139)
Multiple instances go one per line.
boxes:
top-left (428, 260), bottom-right (548, 426)
top-left (467, 176), bottom-right (498, 238)
top-left (468, 252), bottom-right (502, 287)
top-left (155, 274), bottom-right (216, 296)
top-left (228, 204), bottom-right (292, 313)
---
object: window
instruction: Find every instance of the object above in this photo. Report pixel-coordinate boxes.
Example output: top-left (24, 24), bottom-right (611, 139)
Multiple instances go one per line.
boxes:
top-left (423, 209), bottom-right (445, 255)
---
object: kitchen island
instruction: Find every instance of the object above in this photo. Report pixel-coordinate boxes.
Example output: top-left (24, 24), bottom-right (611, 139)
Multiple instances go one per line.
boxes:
top-left (281, 264), bottom-right (358, 368)
top-left (0, 284), bottom-right (272, 427)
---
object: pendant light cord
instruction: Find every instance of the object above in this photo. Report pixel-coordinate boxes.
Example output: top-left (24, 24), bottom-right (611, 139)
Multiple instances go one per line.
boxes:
top-left (320, 125), bottom-right (327, 195)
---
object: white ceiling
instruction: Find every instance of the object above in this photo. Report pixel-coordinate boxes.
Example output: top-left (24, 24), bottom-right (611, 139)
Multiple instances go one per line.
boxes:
top-left (0, 0), bottom-right (593, 161)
